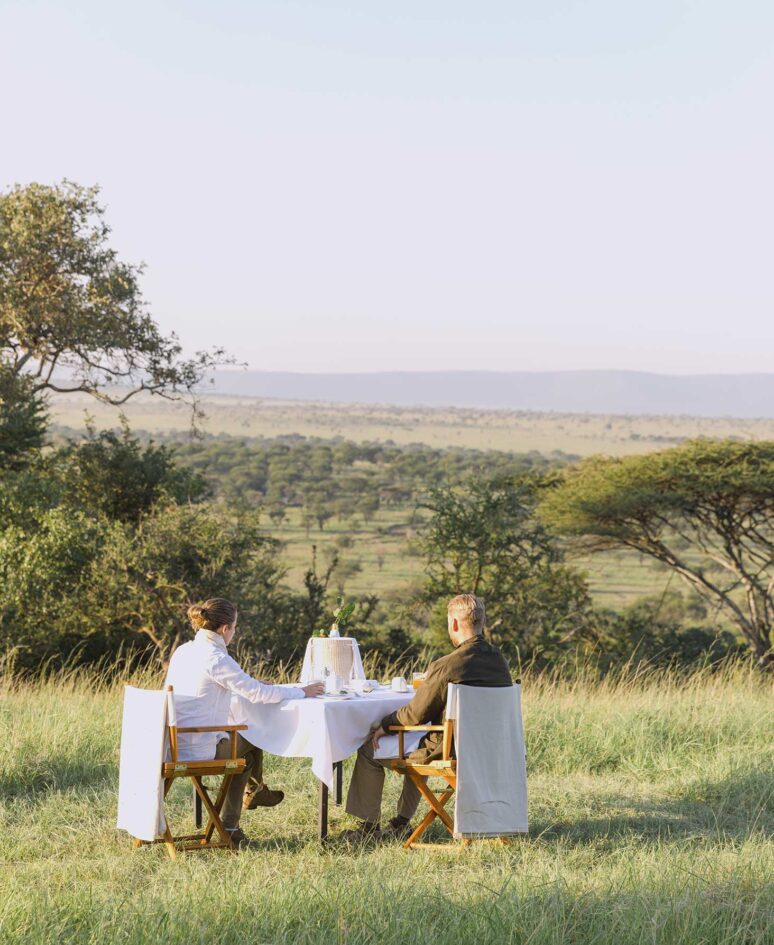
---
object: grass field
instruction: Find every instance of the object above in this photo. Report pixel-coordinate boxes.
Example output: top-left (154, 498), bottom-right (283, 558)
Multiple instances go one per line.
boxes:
top-left (49, 391), bottom-right (774, 457)
top-left (266, 506), bottom-right (678, 614)
top-left (1, 662), bottom-right (771, 944)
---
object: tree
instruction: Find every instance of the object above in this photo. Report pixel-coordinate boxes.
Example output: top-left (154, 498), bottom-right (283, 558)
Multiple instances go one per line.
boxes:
top-left (0, 506), bottom-right (116, 668)
top-left (0, 502), bottom-right (300, 669)
top-left (0, 367), bottom-right (47, 469)
top-left (50, 420), bottom-right (208, 523)
top-left (540, 440), bottom-right (774, 667)
top-left (332, 557), bottom-right (363, 595)
top-left (356, 493), bottom-right (380, 524)
top-left (0, 420), bottom-right (207, 531)
top-left (312, 500), bottom-right (334, 531)
top-left (418, 475), bottom-right (592, 662)
top-left (115, 504), bottom-right (290, 661)
top-left (0, 180), bottom-right (228, 413)
top-left (266, 502), bottom-right (287, 527)
top-left (296, 545), bottom-right (338, 636)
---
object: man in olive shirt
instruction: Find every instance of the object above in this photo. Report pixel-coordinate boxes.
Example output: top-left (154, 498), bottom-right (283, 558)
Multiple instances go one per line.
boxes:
top-left (341, 594), bottom-right (511, 842)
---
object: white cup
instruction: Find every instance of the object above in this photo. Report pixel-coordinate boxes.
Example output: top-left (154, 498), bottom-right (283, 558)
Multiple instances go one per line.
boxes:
top-left (325, 673), bottom-right (342, 694)
top-left (391, 676), bottom-right (408, 693)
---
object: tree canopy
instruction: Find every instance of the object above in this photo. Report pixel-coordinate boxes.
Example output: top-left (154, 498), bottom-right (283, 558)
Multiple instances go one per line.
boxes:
top-left (540, 439), bottom-right (774, 666)
top-left (0, 180), bottom-right (227, 411)
top-left (0, 368), bottom-right (47, 468)
top-left (418, 475), bottom-right (592, 663)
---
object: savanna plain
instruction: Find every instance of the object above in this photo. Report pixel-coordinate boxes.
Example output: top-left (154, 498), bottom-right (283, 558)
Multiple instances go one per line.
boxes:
top-left (49, 391), bottom-right (774, 612)
top-left (1, 662), bottom-right (772, 945)
top-left (4, 395), bottom-right (771, 945)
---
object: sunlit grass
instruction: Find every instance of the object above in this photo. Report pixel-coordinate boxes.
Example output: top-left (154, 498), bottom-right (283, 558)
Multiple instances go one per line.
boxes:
top-left (1, 660), bottom-right (772, 944)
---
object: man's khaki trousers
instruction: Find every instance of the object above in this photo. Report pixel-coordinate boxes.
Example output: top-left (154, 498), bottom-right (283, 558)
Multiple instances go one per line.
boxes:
top-left (215, 733), bottom-right (263, 830)
top-left (345, 737), bottom-right (425, 824)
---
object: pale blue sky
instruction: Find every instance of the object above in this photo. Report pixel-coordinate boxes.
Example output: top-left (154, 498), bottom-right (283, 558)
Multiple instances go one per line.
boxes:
top-left (2, 1), bottom-right (772, 372)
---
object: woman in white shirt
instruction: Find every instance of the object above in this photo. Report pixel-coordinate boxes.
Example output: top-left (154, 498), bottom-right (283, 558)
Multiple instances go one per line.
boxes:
top-left (165, 597), bottom-right (323, 845)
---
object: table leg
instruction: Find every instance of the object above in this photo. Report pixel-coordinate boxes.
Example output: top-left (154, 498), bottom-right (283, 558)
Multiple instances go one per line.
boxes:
top-left (318, 778), bottom-right (329, 842)
top-left (194, 782), bottom-right (202, 829)
top-left (334, 761), bottom-right (343, 805)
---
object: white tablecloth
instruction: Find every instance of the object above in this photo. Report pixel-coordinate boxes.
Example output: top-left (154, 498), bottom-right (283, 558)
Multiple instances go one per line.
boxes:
top-left (230, 687), bottom-right (413, 790)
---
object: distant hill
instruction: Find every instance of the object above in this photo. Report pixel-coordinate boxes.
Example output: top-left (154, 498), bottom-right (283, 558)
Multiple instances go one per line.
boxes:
top-left (207, 370), bottom-right (774, 418)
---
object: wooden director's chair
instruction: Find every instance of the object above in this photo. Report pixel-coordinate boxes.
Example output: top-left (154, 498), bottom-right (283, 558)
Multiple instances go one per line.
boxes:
top-left (385, 719), bottom-right (457, 849)
top-left (129, 686), bottom-right (248, 860)
top-left (386, 681), bottom-right (527, 850)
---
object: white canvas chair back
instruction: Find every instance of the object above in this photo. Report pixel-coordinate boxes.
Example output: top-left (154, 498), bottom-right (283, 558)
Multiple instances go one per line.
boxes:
top-left (446, 683), bottom-right (528, 838)
top-left (116, 686), bottom-right (168, 842)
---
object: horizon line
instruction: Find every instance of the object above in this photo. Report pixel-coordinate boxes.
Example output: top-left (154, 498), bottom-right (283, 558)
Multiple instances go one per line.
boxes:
top-left (211, 368), bottom-right (774, 378)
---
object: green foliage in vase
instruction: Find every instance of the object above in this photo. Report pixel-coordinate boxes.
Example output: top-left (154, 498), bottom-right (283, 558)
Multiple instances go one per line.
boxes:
top-left (331, 597), bottom-right (356, 633)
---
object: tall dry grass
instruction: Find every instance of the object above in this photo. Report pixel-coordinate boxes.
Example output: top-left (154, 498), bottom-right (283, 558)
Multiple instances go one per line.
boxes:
top-left (1, 658), bottom-right (771, 944)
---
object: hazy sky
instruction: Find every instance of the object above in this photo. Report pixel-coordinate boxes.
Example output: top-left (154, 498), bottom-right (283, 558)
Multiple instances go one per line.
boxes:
top-left (2, 1), bottom-right (773, 373)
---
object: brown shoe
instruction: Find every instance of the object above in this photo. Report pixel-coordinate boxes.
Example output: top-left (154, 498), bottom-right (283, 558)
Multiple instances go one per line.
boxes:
top-left (381, 818), bottom-right (414, 842)
top-left (225, 827), bottom-right (254, 849)
top-left (243, 782), bottom-right (285, 810)
top-left (337, 821), bottom-right (381, 845)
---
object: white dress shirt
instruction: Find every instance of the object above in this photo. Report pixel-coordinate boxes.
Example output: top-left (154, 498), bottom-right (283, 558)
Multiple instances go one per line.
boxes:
top-left (164, 629), bottom-right (305, 761)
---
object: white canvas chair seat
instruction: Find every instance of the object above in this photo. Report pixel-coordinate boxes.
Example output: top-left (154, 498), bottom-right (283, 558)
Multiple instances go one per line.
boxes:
top-left (386, 682), bottom-right (528, 848)
top-left (116, 685), bottom-right (248, 860)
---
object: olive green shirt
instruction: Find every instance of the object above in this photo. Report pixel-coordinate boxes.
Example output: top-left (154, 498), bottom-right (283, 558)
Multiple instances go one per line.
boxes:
top-left (380, 635), bottom-right (512, 761)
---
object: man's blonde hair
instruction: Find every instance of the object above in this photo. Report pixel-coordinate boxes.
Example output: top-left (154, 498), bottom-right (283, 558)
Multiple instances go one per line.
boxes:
top-left (447, 594), bottom-right (486, 633)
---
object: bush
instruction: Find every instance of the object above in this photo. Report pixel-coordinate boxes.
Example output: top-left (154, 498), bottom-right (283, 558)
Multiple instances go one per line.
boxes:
top-left (591, 593), bottom-right (744, 670)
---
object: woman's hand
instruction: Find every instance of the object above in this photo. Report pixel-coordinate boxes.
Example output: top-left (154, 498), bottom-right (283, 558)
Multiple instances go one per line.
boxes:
top-left (302, 682), bottom-right (325, 698)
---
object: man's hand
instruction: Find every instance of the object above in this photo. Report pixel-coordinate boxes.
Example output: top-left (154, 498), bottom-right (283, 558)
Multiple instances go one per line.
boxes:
top-left (302, 682), bottom-right (325, 698)
top-left (371, 725), bottom-right (386, 751)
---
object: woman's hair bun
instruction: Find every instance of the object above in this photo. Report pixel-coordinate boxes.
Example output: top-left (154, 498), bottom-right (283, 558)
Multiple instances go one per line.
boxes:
top-left (187, 599), bottom-right (237, 633)
top-left (187, 604), bottom-right (209, 629)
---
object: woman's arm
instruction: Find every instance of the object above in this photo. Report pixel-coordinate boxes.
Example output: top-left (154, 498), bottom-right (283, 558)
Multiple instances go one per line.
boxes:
top-left (209, 651), bottom-right (307, 704)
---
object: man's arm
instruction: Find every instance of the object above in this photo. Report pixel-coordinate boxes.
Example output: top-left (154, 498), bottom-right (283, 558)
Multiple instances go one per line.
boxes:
top-left (380, 661), bottom-right (448, 732)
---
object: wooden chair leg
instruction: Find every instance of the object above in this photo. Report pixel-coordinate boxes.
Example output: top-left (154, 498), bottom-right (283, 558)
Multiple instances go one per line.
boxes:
top-left (202, 774), bottom-right (234, 846)
top-left (410, 773), bottom-right (455, 835)
top-left (162, 825), bottom-right (178, 861)
top-left (160, 777), bottom-right (179, 859)
top-left (202, 775), bottom-right (226, 844)
top-left (194, 775), bottom-right (233, 848)
top-left (403, 806), bottom-right (438, 849)
top-left (403, 787), bottom-right (454, 849)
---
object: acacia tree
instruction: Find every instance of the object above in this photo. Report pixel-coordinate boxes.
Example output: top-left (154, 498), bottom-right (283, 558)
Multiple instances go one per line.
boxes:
top-left (418, 475), bottom-right (592, 662)
top-left (540, 439), bottom-right (774, 667)
top-left (0, 180), bottom-right (228, 413)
